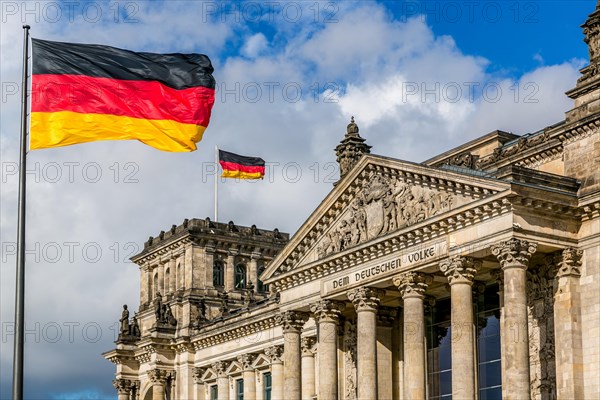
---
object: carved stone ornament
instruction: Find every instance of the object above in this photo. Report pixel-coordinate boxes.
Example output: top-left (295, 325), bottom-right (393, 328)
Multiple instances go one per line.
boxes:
top-left (347, 287), bottom-right (384, 312)
top-left (439, 256), bottom-right (481, 285)
top-left (317, 172), bottom-right (457, 259)
top-left (237, 354), bottom-right (256, 371)
top-left (393, 272), bottom-right (433, 299)
top-left (579, 4), bottom-right (600, 82)
top-left (377, 306), bottom-right (398, 327)
top-left (148, 369), bottom-right (168, 384)
top-left (336, 117), bottom-right (372, 179)
top-left (445, 152), bottom-right (479, 169)
top-left (275, 310), bottom-right (309, 333)
top-left (343, 319), bottom-right (358, 400)
top-left (301, 337), bottom-right (316, 356)
top-left (264, 345), bottom-right (283, 364)
top-left (112, 378), bottom-right (132, 395)
top-left (309, 300), bottom-right (346, 324)
top-left (192, 367), bottom-right (205, 384)
top-left (557, 248), bottom-right (584, 278)
top-left (491, 238), bottom-right (537, 269)
top-left (212, 361), bottom-right (229, 377)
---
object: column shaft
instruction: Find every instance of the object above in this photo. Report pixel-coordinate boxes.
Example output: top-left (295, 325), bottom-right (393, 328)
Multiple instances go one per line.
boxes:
top-left (403, 296), bottom-right (426, 399)
top-left (217, 376), bottom-right (229, 400)
top-left (277, 311), bottom-right (308, 400)
top-left (243, 370), bottom-right (256, 400)
top-left (492, 239), bottom-right (536, 400)
top-left (152, 383), bottom-right (165, 400)
top-left (271, 362), bottom-right (284, 400)
top-left (451, 283), bottom-right (476, 399)
top-left (301, 338), bottom-right (316, 400)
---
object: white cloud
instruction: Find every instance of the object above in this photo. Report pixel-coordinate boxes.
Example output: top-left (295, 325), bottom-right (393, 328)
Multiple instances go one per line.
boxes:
top-left (242, 33), bottom-right (269, 58)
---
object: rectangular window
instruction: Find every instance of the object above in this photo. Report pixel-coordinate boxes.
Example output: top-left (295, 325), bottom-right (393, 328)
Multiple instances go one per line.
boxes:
top-left (236, 379), bottom-right (244, 400)
top-left (210, 385), bottom-right (218, 400)
top-left (476, 284), bottom-right (502, 399)
top-left (426, 297), bottom-right (452, 399)
top-left (263, 372), bottom-right (272, 400)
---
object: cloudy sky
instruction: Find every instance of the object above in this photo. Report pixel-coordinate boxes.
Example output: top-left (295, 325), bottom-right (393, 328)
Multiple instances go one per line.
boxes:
top-left (0, 0), bottom-right (594, 398)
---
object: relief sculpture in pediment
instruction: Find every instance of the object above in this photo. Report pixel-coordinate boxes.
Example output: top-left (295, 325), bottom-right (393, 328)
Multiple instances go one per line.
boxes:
top-left (317, 174), bottom-right (456, 259)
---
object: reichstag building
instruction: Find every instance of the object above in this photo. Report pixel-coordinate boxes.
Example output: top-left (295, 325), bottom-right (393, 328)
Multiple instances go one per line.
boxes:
top-left (104, 4), bottom-right (600, 399)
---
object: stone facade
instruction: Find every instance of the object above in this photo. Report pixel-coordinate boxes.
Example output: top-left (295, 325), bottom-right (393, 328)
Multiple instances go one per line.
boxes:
top-left (105, 5), bottom-right (600, 399)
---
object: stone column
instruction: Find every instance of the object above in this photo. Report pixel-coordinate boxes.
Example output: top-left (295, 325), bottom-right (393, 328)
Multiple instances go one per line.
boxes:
top-left (204, 244), bottom-right (215, 289)
top-left (141, 264), bottom-right (151, 305)
top-left (238, 354), bottom-right (256, 400)
top-left (439, 256), bottom-right (481, 399)
top-left (393, 271), bottom-right (432, 400)
top-left (309, 300), bottom-right (345, 400)
top-left (275, 311), bottom-right (309, 400)
top-left (212, 362), bottom-right (230, 400)
top-left (553, 248), bottom-right (584, 399)
top-left (491, 238), bottom-right (537, 400)
top-left (301, 337), bottom-right (316, 400)
top-left (112, 378), bottom-right (132, 400)
top-left (265, 346), bottom-right (284, 400)
top-left (347, 287), bottom-right (384, 400)
top-left (250, 251), bottom-right (261, 287)
top-left (192, 367), bottom-right (206, 400)
top-left (148, 369), bottom-right (167, 400)
top-left (226, 249), bottom-right (237, 292)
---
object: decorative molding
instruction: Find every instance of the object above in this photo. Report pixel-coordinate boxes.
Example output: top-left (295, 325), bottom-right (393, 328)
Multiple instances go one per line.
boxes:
top-left (264, 345), bottom-right (283, 364)
top-left (237, 354), bottom-right (256, 371)
top-left (343, 318), bottom-right (357, 400)
top-left (439, 256), bottom-right (481, 285)
top-left (212, 361), bottom-right (228, 377)
top-left (192, 367), bottom-right (205, 384)
top-left (301, 337), bottom-right (316, 356)
top-left (112, 379), bottom-right (132, 395)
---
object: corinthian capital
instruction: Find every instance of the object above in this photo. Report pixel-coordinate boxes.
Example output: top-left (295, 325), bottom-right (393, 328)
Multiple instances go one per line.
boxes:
top-left (264, 345), bottom-right (283, 364)
top-left (275, 310), bottom-right (309, 333)
top-left (212, 361), bottom-right (228, 377)
top-left (148, 369), bottom-right (168, 384)
top-left (301, 337), bottom-right (316, 356)
top-left (309, 300), bottom-right (345, 324)
top-left (491, 238), bottom-right (537, 269)
top-left (112, 379), bottom-right (132, 395)
top-left (237, 354), bottom-right (256, 371)
top-left (439, 256), bottom-right (481, 285)
top-left (192, 367), bottom-right (205, 384)
top-left (347, 287), bottom-right (385, 312)
top-left (557, 248), bottom-right (584, 278)
top-left (393, 272), bottom-right (432, 299)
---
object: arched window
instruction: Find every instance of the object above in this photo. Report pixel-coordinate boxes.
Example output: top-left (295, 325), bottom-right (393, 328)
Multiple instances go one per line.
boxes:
top-left (235, 263), bottom-right (247, 289)
top-left (153, 272), bottom-right (159, 295)
top-left (213, 260), bottom-right (224, 287)
top-left (177, 263), bottom-right (182, 289)
top-left (257, 266), bottom-right (268, 293)
top-left (165, 268), bottom-right (170, 293)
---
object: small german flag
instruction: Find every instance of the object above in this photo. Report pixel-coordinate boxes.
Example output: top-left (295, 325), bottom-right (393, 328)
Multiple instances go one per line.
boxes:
top-left (30, 38), bottom-right (215, 152)
top-left (219, 150), bottom-right (265, 179)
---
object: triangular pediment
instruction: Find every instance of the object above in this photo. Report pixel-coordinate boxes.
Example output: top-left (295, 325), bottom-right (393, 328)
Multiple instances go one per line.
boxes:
top-left (262, 155), bottom-right (510, 284)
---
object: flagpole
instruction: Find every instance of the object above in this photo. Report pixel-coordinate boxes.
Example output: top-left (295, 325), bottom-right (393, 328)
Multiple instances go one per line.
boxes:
top-left (13, 24), bottom-right (30, 400)
top-left (214, 145), bottom-right (218, 222)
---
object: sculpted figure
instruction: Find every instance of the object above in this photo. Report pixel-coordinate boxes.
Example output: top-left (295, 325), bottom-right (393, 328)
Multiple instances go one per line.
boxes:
top-left (131, 314), bottom-right (141, 337)
top-left (153, 292), bottom-right (163, 322)
top-left (120, 305), bottom-right (130, 335)
top-left (166, 305), bottom-right (177, 326)
top-left (351, 199), bottom-right (368, 243)
top-left (382, 188), bottom-right (397, 233)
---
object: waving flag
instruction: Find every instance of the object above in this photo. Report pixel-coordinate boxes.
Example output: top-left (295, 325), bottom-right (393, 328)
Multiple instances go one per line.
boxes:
top-left (30, 38), bottom-right (215, 152)
top-left (218, 150), bottom-right (265, 179)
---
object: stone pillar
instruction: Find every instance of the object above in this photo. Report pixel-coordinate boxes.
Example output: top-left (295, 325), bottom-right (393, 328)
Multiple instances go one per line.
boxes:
top-left (347, 287), bottom-right (384, 400)
top-left (237, 354), bottom-right (256, 400)
top-left (192, 367), bottom-right (206, 400)
top-left (141, 264), bottom-right (151, 305)
top-left (491, 238), bottom-right (537, 400)
top-left (204, 244), bottom-right (215, 289)
top-left (275, 311), bottom-right (309, 400)
top-left (212, 362), bottom-right (230, 400)
top-left (301, 337), bottom-right (316, 400)
top-left (265, 346), bottom-right (283, 400)
top-left (168, 257), bottom-right (176, 293)
top-left (157, 262), bottom-right (165, 295)
top-left (553, 248), bottom-right (584, 399)
top-left (226, 249), bottom-right (237, 292)
top-left (148, 369), bottom-right (167, 400)
top-left (250, 251), bottom-right (261, 287)
top-left (393, 272), bottom-right (432, 400)
top-left (309, 300), bottom-right (345, 400)
top-left (439, 256), bottom-right (481, 399)
top-left (112, 378), bottom-right (132, 400)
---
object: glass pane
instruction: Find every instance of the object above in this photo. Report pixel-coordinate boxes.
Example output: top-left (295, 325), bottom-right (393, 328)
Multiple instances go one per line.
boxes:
top-left (478, 335), bottom-right (501, 363)
top-left (479, 360), bottom-right (502, 388)
top-left (439, 370), bottom-right (452, 395)
top-left (479, 386), bottom-right (502, 400)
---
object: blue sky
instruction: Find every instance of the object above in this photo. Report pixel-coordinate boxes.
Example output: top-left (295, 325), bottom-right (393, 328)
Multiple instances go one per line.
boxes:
top-left (0, 1), bottom-right (595, 398)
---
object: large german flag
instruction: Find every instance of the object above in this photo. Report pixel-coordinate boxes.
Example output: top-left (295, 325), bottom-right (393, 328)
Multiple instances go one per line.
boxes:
top-left (30, 38), bottom-right (215, 152)
top-left (219, 150), bottom-right (265, 179)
